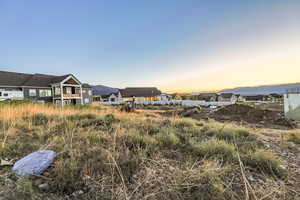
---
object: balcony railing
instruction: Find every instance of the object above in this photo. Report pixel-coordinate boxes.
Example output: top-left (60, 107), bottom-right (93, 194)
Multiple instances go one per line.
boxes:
top-left (63, 94), bottom-right (81, 98)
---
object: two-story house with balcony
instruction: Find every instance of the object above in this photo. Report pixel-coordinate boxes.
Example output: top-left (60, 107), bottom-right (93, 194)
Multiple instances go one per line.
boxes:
top-left (0, 71), bottom-right (92, 106)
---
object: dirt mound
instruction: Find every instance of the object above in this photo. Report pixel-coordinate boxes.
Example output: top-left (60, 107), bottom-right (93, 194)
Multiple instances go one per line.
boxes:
top-left (212, 104), bottom-right (294, 128)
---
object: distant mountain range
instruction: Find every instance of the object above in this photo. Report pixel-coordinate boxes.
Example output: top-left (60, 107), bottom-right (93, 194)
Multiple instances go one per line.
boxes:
top-left (92, 82), bottom-right (300, 96)
top-left (91, 85), bottom-right (119, 95)
top-left (219, 82), bottom-right (300, 95)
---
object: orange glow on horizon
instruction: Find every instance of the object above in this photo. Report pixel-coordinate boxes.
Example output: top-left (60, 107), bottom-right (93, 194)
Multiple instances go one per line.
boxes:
top-left (157, 34), bottom-right (300, 93)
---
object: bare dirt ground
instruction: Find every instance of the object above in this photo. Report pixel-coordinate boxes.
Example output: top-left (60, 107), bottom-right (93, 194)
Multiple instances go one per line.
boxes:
top-left (137, 103), bottom-right (296, 130)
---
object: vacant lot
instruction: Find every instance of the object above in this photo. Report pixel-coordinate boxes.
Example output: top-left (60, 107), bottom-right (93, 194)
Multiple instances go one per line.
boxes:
top-left (0, 102), bottom-right (299, 200)
top-left (142, 103), bottom-right (296, 129)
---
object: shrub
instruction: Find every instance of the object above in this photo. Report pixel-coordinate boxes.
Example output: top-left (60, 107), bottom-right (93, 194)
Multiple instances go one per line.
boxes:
top-left (157, 161), bottom-right (231, 200)
top-left (0, 131), bottom-right (41, 158)
top-left (51, 158), bottom-right (83, 193)
top-left (287, 131), bottom-right (300, 144)
top-left (156, 131), bottom-right (180, 148)
top-left (50, 146), bottom-right (111, 194)
top-left (200, 122), bottom-right (261, 153)
top-left (0, 120), bottom-right (9, 130)
top-left (182, 171), bottom-right (228, 200)
top-left (52, 119), bottom-right (76, 134)
top-left (81, 114), bottom-right (117, 131)
top-left (190, 139), bottom-right (236, 163)
top-left (67, 113), bottom-right (97, 121)
top-left (181, 108), bottom-right (201, 117)
top-left (138, 119), bottom-right (161, 135)
top-left (87, 132), bottom-right (110, 145)
top-left (30, 113), bottom-right (50, 126)
top-left (122, 131), bottom-right (158, 154)
top-left (174, 118), bottom-right (197, 129)
top-left (243, 149), bottom-right (284, 177)
top-left (16, 177), bottom-right (33, 194)
top-left (104, 113), bottom-right (116, 123)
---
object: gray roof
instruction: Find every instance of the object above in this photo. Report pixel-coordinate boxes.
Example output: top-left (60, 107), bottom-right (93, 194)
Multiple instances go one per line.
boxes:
top-left (22, 74), bottom-right (70, 87)
top-left (0, 71), bottom-right (73, 87)
top-left (82, 83), bottom-right (92, 88)
top-left (219, 93), bottom-right (235, 98)
top-left (0, 71), bottom-right (32, 86)
top-left (120, 87), bottom-right (161, 98)
top-left (92, 85), bottom-right (119, 96)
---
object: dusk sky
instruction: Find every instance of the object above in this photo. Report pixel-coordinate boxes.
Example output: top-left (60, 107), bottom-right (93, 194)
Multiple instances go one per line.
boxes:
top-left (0, 1), bottom-right (299, 92)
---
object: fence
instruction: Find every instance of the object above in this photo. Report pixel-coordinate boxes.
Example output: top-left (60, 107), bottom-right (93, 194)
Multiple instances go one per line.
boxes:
top-left (95, 100), bottom-right (234, 107)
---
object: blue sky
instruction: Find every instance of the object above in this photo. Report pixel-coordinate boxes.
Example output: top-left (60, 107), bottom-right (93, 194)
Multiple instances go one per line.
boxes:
top-left (1, 1), bottom-right (300, 92)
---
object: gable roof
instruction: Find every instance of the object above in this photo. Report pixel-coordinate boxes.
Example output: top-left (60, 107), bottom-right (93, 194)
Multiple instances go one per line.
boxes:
top-left (196, 93), bottom-right (218, 101)
top-left (186, 92), bottom-right (217, 97)
top-left (100, 93), bottom-right (118, 99)
top-left (0, 71), bottom-right (77, 87)
top-left (82, 83), bottom-right (92, 88)
top-left (242, 95), bottom-right (267, 101)
top-left (0, 71), bottom-right (32, 86)
top-left (120, 87), bottom-right (161, 98)
top-left (219, 93), bottom-right (235, 99)
top-left (23, 74), bottom-right (70, 87)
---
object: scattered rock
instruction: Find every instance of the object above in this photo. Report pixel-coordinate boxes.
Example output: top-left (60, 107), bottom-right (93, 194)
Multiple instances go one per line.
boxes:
top-left (0, 159), bottom-right (13, 166)
top-left (279, 165), bottom-right (287, 170)
top-left (38, 183), bottom-right (49, 191)
top-left (248, 175), bottom-right (255, 182)
top-left (83, 175), bottom-right (91, 181)
top-left (34, 179), bottom-right (43, 186)
top-left (168, 166), bottom-right (176, 172)
top-left (72, 190), bottom-right (84, 197)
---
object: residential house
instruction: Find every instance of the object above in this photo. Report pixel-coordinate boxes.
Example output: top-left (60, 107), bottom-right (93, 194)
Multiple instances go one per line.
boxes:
top-left (92, 85), bottom-right (122, 103)
top-left (0, 71), bottom-right (92, 106)
top-left (195, 93), bottom-right (218, 102)
top-left (284, 87), bottom-right (300, 121)
top-left (82, 84), bottom-right (93, 104)
top-left (157, 93), bottom-right (173, 101)
top-left (119, 87), bottom-right (161, 102)
top-left (217, 93), bottom-right (239, 102)
top-left (97, 92), bottom-right (122, 103)
top-left (269, 93), bottom-right (283, 103)
top-left (92, 95), bottom-right (103, 103)
top-left (239, 94), bottom-right (270, 102)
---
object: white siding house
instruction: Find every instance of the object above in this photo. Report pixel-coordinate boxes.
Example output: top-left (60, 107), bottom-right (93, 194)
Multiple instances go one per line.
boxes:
top-left (0, 89), bottom-right (24, 101)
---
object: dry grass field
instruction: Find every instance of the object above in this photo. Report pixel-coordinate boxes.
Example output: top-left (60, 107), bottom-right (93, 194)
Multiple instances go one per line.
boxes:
top-left (0, 101), bottom-right (299, 200)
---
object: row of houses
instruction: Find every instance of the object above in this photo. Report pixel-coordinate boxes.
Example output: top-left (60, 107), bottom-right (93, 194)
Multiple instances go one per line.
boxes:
top-left (0, 71), bottom-right (168, 106)
top-left (92, 87), bottom-right (172, 103)
top-left (184, 92), bottom-right (282, 103)
top-left (0, 70), bottom-right (285, 107)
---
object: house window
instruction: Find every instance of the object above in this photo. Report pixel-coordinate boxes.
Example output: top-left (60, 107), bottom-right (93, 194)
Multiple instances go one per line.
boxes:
top-left (3, 93), bottom-right (8, 97)
top-left (66, 87), bottom-right (72, 94)
top-left (84, 98), bottom-right (89, 104)
top-left (0, 92), bottom-right (2, 96)
top-left (29, 89), bottom-right (37, 97)
top-left (39, 89), bottom-right (52, 97)
top-left (88, 90), bottom-right (92, 95)
top-left (55, 87), bottom-right (61, 95)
